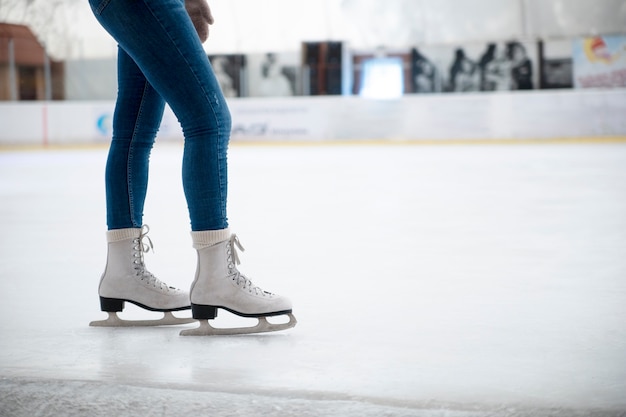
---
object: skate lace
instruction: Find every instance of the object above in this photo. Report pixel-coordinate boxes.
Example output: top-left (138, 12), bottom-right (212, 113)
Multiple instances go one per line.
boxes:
top-left (132, 225), bottom-right (169, 291)
top-left (226, 234), bottom-right (272, 297)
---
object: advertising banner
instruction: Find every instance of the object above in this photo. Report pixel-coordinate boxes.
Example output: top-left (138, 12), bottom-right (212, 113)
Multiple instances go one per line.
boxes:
top-left (573, 35), bottom-right (626, 88)
top-left (229, 98), bottom-right (328, 141)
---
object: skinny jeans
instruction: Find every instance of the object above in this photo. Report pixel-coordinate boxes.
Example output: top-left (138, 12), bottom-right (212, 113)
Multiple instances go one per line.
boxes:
top-left (89, 0), bottom-right (231, 231)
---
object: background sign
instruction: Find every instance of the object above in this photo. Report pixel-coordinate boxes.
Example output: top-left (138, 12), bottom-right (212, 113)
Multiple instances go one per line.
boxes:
top-left (573, 35), bottom-right (626, 88)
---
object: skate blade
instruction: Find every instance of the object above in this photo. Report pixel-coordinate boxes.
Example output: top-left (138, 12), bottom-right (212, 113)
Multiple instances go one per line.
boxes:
top-left (89, 311), bottom-right (196, 327)
top-left (179, 313), bottom-right (297, 336)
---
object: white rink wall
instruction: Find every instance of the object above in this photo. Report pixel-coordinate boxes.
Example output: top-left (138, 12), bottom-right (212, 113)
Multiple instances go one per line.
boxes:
top-left (0, 89), bottom-right (625, 146)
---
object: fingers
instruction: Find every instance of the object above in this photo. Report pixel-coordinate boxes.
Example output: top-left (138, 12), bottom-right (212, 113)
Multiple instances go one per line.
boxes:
top-left (203, 1), bottom-right (215, 25)
top-left (185, 0), bottom-right (213, 43)
top-left (196, 23), bottom-right (209, 43)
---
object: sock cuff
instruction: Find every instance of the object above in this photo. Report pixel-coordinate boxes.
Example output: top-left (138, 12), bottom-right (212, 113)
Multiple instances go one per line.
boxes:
top-left (106, 228), bottom-right (140, 242)
top-left (191, 228), bottom-right (231, 249)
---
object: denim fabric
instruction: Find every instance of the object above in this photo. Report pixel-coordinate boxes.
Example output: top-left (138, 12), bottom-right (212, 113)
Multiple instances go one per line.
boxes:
top-left (89, 0), bottom-right (231, 231)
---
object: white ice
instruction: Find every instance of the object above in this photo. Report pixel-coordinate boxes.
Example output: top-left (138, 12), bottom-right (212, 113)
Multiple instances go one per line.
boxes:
top-left (1, 142), bottom-right (625, 416)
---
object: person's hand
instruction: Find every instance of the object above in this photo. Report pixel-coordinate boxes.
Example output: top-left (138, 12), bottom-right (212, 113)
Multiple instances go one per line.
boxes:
top-left (185, 0), bottom-right (214, 43)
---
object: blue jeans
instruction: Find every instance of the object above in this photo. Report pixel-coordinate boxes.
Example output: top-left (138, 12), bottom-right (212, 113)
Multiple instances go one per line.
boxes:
top-left (89, 0), bottom-right (231, 231)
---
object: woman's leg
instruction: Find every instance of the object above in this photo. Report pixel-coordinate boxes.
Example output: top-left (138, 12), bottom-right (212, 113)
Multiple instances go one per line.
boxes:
top-left (90, 0), bottom-right (231, 231)
top-left (90, 0), bottom-right (196, 319)
top-left (89, 0), bottom-right (293, 331)
top-left (106, 47), bottom-right (165, 230)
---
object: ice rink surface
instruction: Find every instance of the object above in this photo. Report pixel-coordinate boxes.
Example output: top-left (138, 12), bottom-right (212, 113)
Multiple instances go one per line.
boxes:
top-left (1, 141), bottom-right (625, 416)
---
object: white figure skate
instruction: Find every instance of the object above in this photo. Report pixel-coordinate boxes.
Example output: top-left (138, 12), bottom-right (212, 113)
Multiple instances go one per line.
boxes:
top-left (90, 225), bottom-right (194, 327)
top-left (180, 233), bottom-right (296, 336)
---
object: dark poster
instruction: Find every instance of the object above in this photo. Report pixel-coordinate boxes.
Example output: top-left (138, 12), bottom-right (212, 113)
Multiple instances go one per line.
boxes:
top-left (208, 54), bottom-right (247, 97)
top-left (410, 41), bottom-right (537, 93)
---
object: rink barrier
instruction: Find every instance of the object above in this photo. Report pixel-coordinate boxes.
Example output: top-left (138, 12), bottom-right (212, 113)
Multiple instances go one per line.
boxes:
top-left (2, 137), bottom-right (626, 152)
top-left (0, 89), bottom-right (625, 146)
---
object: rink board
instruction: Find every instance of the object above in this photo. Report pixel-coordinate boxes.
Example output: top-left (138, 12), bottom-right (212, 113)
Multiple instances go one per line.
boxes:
top-left (0, 89), bottom-right (625, 146)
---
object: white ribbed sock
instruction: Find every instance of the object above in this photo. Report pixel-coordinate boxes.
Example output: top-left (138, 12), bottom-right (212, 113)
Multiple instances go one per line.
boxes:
top-left (106, 227), bottom-right (140, 242)
top-left (191, 228), bottom-right (231, 249)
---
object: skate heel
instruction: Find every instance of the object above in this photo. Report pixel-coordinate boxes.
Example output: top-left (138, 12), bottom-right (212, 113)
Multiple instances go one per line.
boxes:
top-left (191, 304), bottom-right (218, 320)
top-left (100, 297), bottom-right (125, 312)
